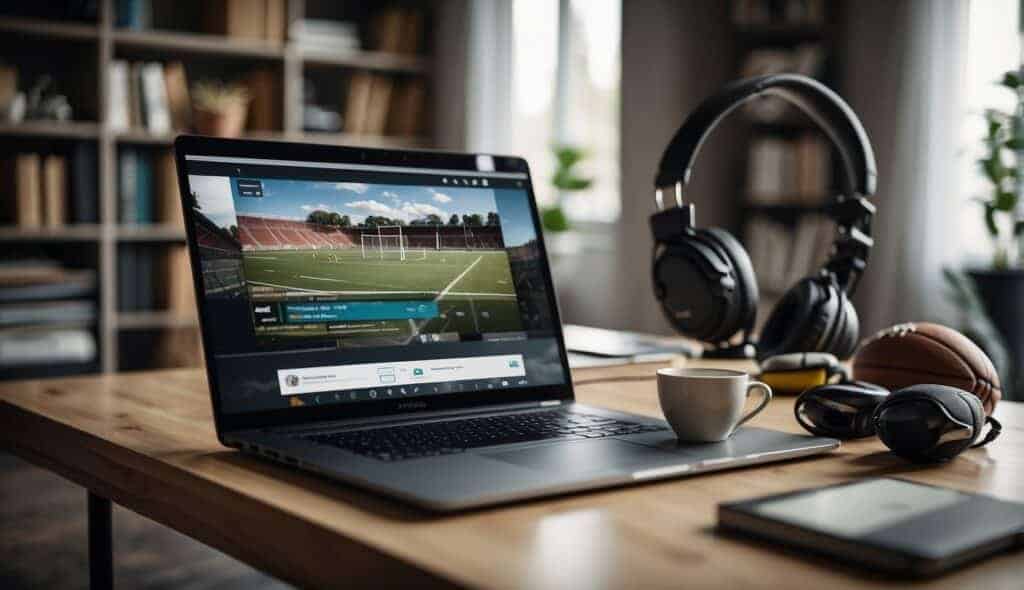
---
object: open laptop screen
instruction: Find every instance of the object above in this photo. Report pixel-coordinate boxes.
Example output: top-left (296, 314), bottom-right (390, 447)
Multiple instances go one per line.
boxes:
top-left (181, 151), bottom-right (569, 415)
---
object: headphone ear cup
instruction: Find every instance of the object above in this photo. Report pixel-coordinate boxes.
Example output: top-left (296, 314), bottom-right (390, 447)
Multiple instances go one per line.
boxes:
top-left (758, 278), bottom-right (823, 359)
top-left (652, 240), bottom-right (733, 341)
top-left (828, 292), bottom-right (859, 359)
top-left (701, 228), bottom-right (758, 336)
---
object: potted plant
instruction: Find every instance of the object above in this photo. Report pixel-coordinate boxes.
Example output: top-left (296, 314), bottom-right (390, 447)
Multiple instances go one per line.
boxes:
top-left (967, 70), bottom-right (1024, 399)
top-left (192, 80), bottom-right (249, 137)
top-left (541, 145), bottom-right (592, 255)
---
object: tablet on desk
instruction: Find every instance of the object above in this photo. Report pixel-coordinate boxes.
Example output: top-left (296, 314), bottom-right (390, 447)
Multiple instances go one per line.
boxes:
top-left (718, 478), bottom-right (1024, 577)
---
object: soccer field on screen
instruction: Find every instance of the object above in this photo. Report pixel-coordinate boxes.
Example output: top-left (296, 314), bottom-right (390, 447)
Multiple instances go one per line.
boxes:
top-left (241, 248), bottom-right (523, 340)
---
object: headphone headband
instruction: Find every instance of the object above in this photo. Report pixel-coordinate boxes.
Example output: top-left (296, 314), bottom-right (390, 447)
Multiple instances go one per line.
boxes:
top-left (654, 74), bottom-right (877, 198)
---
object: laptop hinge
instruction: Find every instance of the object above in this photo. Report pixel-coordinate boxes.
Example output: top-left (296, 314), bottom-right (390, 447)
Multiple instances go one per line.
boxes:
top-left (269, 399), bottom-right (567, 435)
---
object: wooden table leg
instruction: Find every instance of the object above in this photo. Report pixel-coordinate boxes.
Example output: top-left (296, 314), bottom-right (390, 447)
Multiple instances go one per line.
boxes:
top-left (87, 491), bottom-right (113, 590)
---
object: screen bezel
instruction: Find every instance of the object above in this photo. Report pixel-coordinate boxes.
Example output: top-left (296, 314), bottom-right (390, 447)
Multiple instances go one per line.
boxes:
top-left (174, 135), bottom-right (575, 435)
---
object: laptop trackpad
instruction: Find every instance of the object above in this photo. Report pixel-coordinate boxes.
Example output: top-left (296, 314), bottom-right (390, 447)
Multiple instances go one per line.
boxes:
top-left (483, 439), bottom-right (676, 475)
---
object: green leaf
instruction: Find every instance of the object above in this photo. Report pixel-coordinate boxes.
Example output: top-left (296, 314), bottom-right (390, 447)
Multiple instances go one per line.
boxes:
top-left (1005, 137), bottom-right (1024, 150)
top-left (984, 204), bottom-right (999, 237)
top-left (994, 190), bottom-right (1018, 211)
top-left (552, 145), bottom-right (585, 168)
top-left (540, 206), bottom-right (570, 232)
top-left (1001, 71), bottom-right (1022, 89)
top-left (1015, 219), bottom-right (1024, 236)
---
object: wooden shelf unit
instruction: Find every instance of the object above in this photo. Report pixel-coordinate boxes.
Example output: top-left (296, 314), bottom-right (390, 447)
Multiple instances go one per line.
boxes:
top-left (0, 0), bottom-right (442, 375)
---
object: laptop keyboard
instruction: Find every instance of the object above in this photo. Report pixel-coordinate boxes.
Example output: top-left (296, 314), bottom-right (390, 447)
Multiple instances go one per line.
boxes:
top-left (301, 410), bottom-right (667, 462)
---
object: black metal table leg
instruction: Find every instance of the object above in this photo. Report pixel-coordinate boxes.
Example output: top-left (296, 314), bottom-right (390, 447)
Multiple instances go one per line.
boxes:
top-left (88, 491), bottom-right (113, 590)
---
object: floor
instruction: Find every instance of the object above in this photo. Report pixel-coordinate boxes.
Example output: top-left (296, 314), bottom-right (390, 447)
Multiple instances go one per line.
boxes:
top-left (0, 453), bottom-right (289, 590)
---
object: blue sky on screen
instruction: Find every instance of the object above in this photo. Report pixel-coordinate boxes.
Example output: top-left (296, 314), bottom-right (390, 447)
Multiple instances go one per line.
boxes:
top-left (187, 175), bottom-right (537, 246)
top-left (232, 180), bottom-right (497, 225)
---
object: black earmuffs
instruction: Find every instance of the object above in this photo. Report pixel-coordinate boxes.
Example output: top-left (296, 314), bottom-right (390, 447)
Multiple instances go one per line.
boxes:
top-left (650, 74), bottom-right (876, 360)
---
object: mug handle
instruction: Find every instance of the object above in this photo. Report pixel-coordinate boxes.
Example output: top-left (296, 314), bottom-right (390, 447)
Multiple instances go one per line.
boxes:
top-left (735, 381), bottom-right (773, 430)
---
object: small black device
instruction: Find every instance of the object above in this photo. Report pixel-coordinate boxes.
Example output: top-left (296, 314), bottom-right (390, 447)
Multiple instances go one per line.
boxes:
top-left (650, 74), bottom-right (876, 359)
top-left (794, 381), bottom-right (890, 439)
top-left (873, 384), bottom-right (1002, 463)
top-left (718, 478), bottom-right (1024, 577)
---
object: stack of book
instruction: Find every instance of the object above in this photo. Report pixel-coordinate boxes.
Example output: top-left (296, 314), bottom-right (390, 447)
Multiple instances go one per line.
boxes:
top-left (108, 60), bottom-right (190, 134)
top-left (731, 0), bottom-right (826, 26)
top-left (0, 259), bottom-right (98, 377)
top-left (1, 148), bottom-right (98, 227)
top-left (746, 134), bottom-right (831, 204)
top-left (343, 74), bottom-right (427, 137)
top-left (291, 19), bottom-right (360, 54)
top-left (744, 214), bottom-right (834, 294)
top-left (118, 148), bottom-right (183, 225)
top-left (369, 6), bottom-right (425, 54)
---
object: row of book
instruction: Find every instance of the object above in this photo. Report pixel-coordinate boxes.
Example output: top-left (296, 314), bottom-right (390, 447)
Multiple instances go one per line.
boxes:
top-left (744, 214), bottom-right (834, 295)
top-left (118, 148), bottom-right (183, 224)
top-left (108, 60), bottom-right (279, 135)
top-left (731, 0), bottom-right (826, 26)
top-left (118, 245), bottom-right (195, 315)
top-left (117, 0), bottom-right (287, 43)
top-left (747, 135), bottom-right (831, 205)
top-left (108, 60), bottom-right (189, 133)
top-left (2, 146), bottom-right (99, 227)
top-left (343, 73), bottom-right (427, 136)
top-left (0, 259), bottom-right (98, 374)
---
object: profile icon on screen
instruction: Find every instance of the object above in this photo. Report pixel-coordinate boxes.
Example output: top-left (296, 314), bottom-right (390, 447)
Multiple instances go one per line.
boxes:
top-left (285, 375), bottom-right (300, 388)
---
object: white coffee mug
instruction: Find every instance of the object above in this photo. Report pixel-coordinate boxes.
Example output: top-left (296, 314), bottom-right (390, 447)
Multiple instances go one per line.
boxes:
top-left (656, 368), bottom-right (773, 442)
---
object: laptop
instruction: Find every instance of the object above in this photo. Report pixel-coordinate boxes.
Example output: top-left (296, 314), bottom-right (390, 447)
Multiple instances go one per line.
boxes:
top-left (175, 136), bottom-right (839, 511)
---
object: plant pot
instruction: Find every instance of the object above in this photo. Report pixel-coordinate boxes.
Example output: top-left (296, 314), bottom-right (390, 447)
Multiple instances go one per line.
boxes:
top-left (968, 268), bottom-right (1024, 398)
top-left (194, 104), bottom-right (248, 137)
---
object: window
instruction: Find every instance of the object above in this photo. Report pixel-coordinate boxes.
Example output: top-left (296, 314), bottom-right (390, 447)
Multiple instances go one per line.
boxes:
top-left (959, 0), bottom-right (1021, 264)
top-left (470, 0), bottom-right (621, 224)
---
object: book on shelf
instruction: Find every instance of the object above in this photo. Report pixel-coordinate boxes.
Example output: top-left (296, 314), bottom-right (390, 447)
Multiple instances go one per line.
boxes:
top-left (108, 60), bottom-right (130, 131)
top-left (155, 150), bottom-right (183, 226)
top-left (118, 246), bottom-right (155, 312)
top-left (0, 300), bottom-right (96, 327)
top-left (343, 71), bottom-right (376, 135)
top-left (388, 78), bottom-right (428, 136)
top-left (364, 76), bottom-right (395, 136)
top-left (747, 134), bottom-right (830, 204)
top-left (246, 69), bottom-right (280, 132)
top-left (140, 62), bottom-right (171, 134)
top-left (164, 61), bottom-right (191, 132)
top-left (70, 142), bottom-right (98, 223)
top-left (116, 0), bottom-right (153, 30)
top-left (41, 155), bottom-right (67, 227)
top-left (3, 153), bottom-right (42, 228)
top-left (0, 327), bottom-right (96, 368)
top-left (204, 0), bottom-right (286, 42)
top-left (371, 7), bottom-right (425, 54)
top-left (291, 19), bottom-right (361, 54)
top-left (119, 148), bottom-right (160, 224)
top-left (110, 61), bottom-right (177, 134)
top-left (343, 72), bottom-right (428, 137)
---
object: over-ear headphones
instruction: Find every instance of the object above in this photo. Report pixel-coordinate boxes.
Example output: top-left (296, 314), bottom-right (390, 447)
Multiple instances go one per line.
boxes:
top-left (650, 74), bottom-right (877, 360)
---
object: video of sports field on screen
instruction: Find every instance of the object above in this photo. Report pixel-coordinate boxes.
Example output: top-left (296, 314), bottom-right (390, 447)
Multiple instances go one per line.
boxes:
top-left (189, 175), bottom-right (526, 347)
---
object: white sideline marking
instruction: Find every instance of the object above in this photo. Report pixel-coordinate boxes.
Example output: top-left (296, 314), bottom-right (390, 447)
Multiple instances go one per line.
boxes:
top-left (435, 256), bottom-right (483, 301)
top-left (246, 256), bottom-right (279, 260)
top-left (299, 274), bottom-right (356, 284)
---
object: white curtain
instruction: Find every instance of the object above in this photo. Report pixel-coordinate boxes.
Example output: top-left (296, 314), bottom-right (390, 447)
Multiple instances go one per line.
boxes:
top-left (846, 0), bottom-right (970, 332)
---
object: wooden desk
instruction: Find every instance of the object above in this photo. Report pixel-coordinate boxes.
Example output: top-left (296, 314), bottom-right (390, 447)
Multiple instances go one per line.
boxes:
top-left (1, 361), bottom-right (1022, 589)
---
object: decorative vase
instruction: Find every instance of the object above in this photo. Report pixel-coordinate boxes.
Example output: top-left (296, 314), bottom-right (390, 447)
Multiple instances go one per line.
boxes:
top-left (968, 267), bottom-right (1024, 399)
